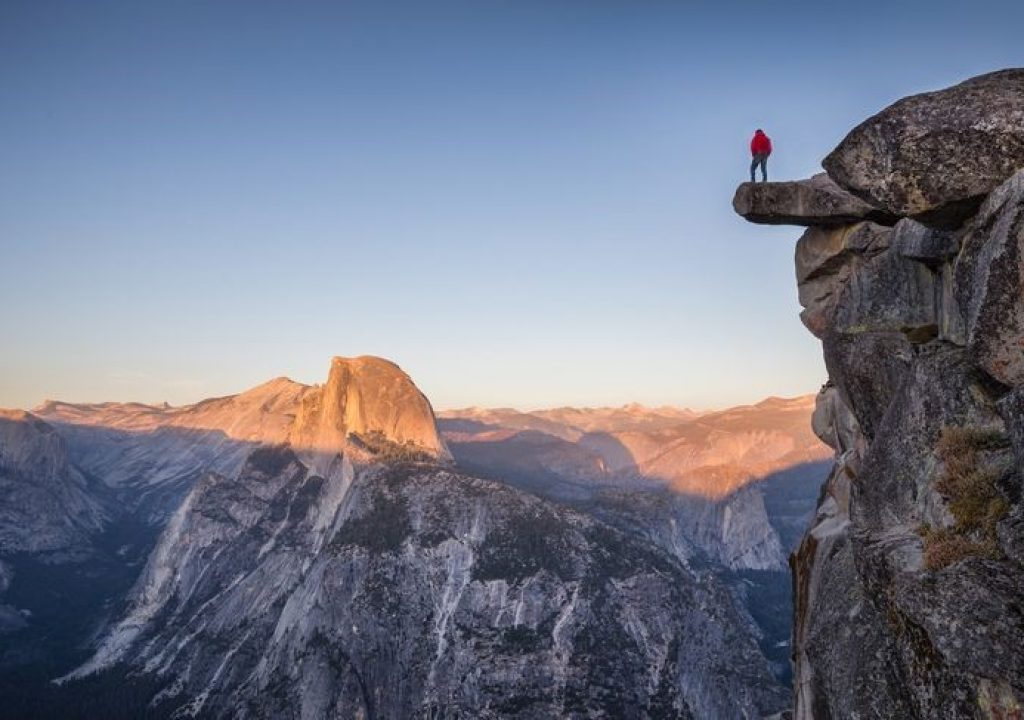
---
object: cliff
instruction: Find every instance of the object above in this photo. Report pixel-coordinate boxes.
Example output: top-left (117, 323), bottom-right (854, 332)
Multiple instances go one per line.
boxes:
top-left (290, 355), bottom-right (451, 468)
top-left (735, 69), bottom-right (1024, 719)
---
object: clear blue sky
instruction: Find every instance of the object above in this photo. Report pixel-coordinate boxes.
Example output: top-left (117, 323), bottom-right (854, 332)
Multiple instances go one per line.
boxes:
top-left (2, 1), bottom-right (1021, 411)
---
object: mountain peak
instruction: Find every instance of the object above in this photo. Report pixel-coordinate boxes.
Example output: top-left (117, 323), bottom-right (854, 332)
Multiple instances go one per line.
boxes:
top-left (290, 356), bottom-right (450, 462)
top-left (330, 355), bottom-right (401, 370)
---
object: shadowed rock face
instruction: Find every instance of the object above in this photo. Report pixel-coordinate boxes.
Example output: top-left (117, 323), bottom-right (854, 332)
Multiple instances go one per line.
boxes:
top-left (737, 68), bottom-right (1024, 720)
top-left (733, 173), bottom-right (898, 227)
top-left (824, 68), bottom-right (1024, 229)
top-left (65, 451), bottom-right (787, 719)
top-left (0, 410), bottom-right (105, 553)
top-left (955, 170), bottom-right (1024, 387)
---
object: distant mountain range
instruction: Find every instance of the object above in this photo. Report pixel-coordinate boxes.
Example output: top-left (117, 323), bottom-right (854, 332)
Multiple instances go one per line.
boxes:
top-left (441, 404), bottom-right (703, 442)
top-left (441, 396), bottom-right (826, 496)
top-left (0, 358), bottom-right (826, 719)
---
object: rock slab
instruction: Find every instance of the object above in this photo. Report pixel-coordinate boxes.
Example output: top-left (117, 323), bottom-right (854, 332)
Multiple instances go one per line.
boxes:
top-left (824, 68), bottom-right (1024, 228)
top-left (733, 173), bottom-right (897, 227)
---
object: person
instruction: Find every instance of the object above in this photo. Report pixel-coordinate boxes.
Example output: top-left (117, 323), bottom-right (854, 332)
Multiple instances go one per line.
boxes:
top-left (750, 129), bottom-right (772, 182)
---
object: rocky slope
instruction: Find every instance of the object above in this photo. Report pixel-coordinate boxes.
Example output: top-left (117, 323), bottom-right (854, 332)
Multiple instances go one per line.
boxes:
top-left (0, 410), bottom-right (151, 702)
top-left (443, 397), bottom-right (825, 498)
top-left (68, 451), bottom-right (784, 719)
top-left (0, 409), bottom-right (112, 651)
top-left (442, 404), bottom-right (702, 442)
top-left (735, 68), bottom-right (1024, 719)
top-left (34, 377), bottom-right (316, 522)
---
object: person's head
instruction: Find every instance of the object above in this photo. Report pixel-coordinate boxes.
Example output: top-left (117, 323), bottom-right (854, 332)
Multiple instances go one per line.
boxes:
top-left (755, 128), bottom-right (764, 135)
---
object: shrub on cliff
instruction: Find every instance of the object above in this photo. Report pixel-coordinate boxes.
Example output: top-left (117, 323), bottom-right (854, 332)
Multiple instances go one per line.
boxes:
top-left (921, 426), bottom-right (1011, 569)
top-left (349, 430), bottom-right (435, 463)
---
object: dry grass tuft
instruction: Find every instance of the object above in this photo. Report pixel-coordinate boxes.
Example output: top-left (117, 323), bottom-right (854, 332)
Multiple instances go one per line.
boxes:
top-left (920, 525), bottom-right (1000, 569)
top-left (920, 426), bottom-right (1011, 570)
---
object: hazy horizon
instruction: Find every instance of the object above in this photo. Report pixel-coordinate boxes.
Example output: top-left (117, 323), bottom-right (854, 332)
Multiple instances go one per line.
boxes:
top-left (3, 0), bottom-right (1023, 411)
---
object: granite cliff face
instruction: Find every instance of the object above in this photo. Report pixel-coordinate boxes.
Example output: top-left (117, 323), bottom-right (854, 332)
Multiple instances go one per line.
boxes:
top-left (68, 452), bottom-right (784, 719)
top-left (735, 68), bottom-right (1024, 719)
top-left (290, 356), bottom-right (451, 468)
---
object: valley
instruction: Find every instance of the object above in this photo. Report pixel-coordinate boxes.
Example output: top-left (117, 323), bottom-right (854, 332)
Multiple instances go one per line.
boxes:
top-left (0, 358), bottom-right (826, 718)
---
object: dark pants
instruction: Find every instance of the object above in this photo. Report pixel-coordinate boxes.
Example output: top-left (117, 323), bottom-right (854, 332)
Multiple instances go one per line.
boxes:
top-left (750, 153), bottom-right (769, 182)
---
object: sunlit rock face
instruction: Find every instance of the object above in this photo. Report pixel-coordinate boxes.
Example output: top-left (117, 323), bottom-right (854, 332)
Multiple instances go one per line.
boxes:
top-left (738, 68), bottom-right (1024, 720)
top-left (36, 375), bottom-right (314, 442)
top-left (36, 356), bottom-right (448, 460)
top-left (290, 356), bottom-right (451, 464)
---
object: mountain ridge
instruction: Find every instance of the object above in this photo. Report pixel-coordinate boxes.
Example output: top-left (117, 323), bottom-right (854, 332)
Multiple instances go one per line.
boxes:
top-left (34, 356), bottom-right (449, 461)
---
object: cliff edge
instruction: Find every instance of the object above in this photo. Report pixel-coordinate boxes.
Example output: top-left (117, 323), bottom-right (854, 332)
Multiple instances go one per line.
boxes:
top-left (735, 68), bottom-right (1024, 719)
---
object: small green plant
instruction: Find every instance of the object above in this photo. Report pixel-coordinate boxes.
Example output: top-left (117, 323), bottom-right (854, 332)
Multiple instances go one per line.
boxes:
top-left (349, 430), bottom-right (434, 463)
top-left (920, 426), bottom-right (1011, 570)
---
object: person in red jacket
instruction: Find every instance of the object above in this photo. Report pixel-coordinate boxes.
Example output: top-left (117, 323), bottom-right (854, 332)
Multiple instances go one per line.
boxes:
top-left (750, 129), bottom-right (772, 182)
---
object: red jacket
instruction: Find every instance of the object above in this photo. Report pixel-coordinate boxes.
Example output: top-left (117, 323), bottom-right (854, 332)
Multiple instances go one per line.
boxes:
top-left (751, 131), bottom-right (772, 156)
